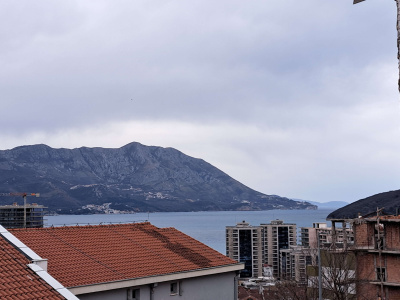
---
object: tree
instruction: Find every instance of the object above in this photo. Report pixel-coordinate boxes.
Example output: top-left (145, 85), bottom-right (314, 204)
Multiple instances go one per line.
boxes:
top-left (269, 247), bottom-right (375, 300)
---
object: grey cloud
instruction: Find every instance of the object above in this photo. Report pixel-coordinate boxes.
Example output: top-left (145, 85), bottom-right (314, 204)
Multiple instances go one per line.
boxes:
top-left (1, 0), bottom-right (400, 203)
top-left (1, 0), bottom-right (395, 133)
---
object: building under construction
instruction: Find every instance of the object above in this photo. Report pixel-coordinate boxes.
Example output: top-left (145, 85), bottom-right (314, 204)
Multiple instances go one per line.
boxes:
top-left (0, 203), bottom-right (46, 228)
top-left (352, 211), bottom-right (400, 300)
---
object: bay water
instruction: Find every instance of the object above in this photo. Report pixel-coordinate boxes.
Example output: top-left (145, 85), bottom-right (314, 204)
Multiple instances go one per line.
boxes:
top-left (46, 209), bottom-right (335, 254)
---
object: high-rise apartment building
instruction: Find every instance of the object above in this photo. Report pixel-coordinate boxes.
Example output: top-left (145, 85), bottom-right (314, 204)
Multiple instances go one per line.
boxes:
top-left (261, 220), bottom-right (296, 279)
top-left (226, 221), bottom-right (262, 278)
top-left (226, 219), bottom-right (296, 279)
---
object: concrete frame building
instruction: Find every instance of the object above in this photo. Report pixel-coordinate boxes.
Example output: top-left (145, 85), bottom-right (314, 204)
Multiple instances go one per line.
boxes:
top-left (352, 214), bottom-right (400, 300)
top-left (300, 222), bottom-right (354, 249)
top-left (0, 203), bottom-right (46, 228)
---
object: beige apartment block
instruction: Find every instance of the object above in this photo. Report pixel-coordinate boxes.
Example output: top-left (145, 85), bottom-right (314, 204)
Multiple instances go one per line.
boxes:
top-left (226, 219), bottom-right (296, 279)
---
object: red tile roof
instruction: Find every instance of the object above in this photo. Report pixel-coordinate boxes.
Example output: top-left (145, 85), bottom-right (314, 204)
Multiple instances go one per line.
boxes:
top-left (10, 222), bottom-right (238, 288)
top-left (0, 236), bottom-right (65, 299)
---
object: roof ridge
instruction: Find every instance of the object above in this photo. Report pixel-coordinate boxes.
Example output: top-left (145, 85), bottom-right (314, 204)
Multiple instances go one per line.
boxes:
top-left (9, 221), bottom-right (152, 231)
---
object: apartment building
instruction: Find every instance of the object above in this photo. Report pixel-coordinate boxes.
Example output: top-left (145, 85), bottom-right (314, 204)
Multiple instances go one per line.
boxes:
top-left (226, 219), bottom-right (296, 279)
top-left (226, 221), bottom-right (263, 278)
top-left (280, 245), bottom-right (313, 283)
top-left (261, 220), bottom-right (296, 279)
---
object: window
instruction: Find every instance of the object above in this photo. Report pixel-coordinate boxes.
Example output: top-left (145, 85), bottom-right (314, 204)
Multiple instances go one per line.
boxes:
top-left (376, 267), bottom-right (386, 282)
top-left (305, 255), bottom-right (312, 266)
top-left (170, 282), bottom-right (179, 295)
top-left (127, 288), bottom-right (140, 300)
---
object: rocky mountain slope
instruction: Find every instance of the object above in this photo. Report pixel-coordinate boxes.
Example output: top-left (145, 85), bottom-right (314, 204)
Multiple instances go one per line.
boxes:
top-left (327, 189), bottom-right (400, 219)
top-left (0, 143), bottom-right (316, 213)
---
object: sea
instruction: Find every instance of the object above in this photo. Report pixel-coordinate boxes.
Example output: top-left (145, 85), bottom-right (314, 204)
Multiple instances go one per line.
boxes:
top-left (46, 208), bottom-right (335, 254)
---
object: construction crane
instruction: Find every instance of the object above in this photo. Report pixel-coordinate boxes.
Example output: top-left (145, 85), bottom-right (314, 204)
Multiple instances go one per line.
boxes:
top-left (353, 0), bottom-right (400, 93)
top-left (0, 193), bottom-right (40, 228)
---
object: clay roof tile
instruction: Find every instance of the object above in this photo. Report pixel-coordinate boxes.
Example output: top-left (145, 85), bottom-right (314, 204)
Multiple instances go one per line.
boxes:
top-left (10, 222), bottom-right (237, 288)
top-left (0, 236), bottom-right (66, 300)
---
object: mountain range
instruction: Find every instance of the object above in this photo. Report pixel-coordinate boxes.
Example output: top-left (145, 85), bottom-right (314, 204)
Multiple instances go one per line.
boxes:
top-left (0, 143), bottom-right (316, 213)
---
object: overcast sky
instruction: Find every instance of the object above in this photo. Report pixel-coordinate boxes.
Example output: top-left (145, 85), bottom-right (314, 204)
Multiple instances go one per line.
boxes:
top-left (1, 0), bottom-right (399, 203)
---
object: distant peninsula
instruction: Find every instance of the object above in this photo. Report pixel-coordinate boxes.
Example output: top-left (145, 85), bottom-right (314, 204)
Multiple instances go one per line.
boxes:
top-left (0, 143), bottom-right (316, 214)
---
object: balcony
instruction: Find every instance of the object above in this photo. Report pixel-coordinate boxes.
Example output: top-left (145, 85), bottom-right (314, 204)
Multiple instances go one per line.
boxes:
top-left (370, 281), bottom-right (400, 287)
top-left (354, 247), bottom-right (400, 255)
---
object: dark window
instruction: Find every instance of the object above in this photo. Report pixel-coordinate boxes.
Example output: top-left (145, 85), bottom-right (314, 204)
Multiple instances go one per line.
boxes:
top-left (170, 282), bottom-right (178, 295)
top-left (278, 227), bottom-right (289, 250)
top-left (239, 229), bottom-right (253, 277)
top-left (127, 288), bottom-right (140, 300)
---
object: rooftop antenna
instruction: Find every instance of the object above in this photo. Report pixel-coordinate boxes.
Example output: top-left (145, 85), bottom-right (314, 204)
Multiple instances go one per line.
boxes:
top-left (353, 0), bottom-right (400, 93)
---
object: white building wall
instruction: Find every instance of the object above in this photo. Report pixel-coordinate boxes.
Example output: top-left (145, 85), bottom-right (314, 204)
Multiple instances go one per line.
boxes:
top-left (76, 272), bottom-right (236, 300)
top-left (77, 287), bottom-right (139, 300)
